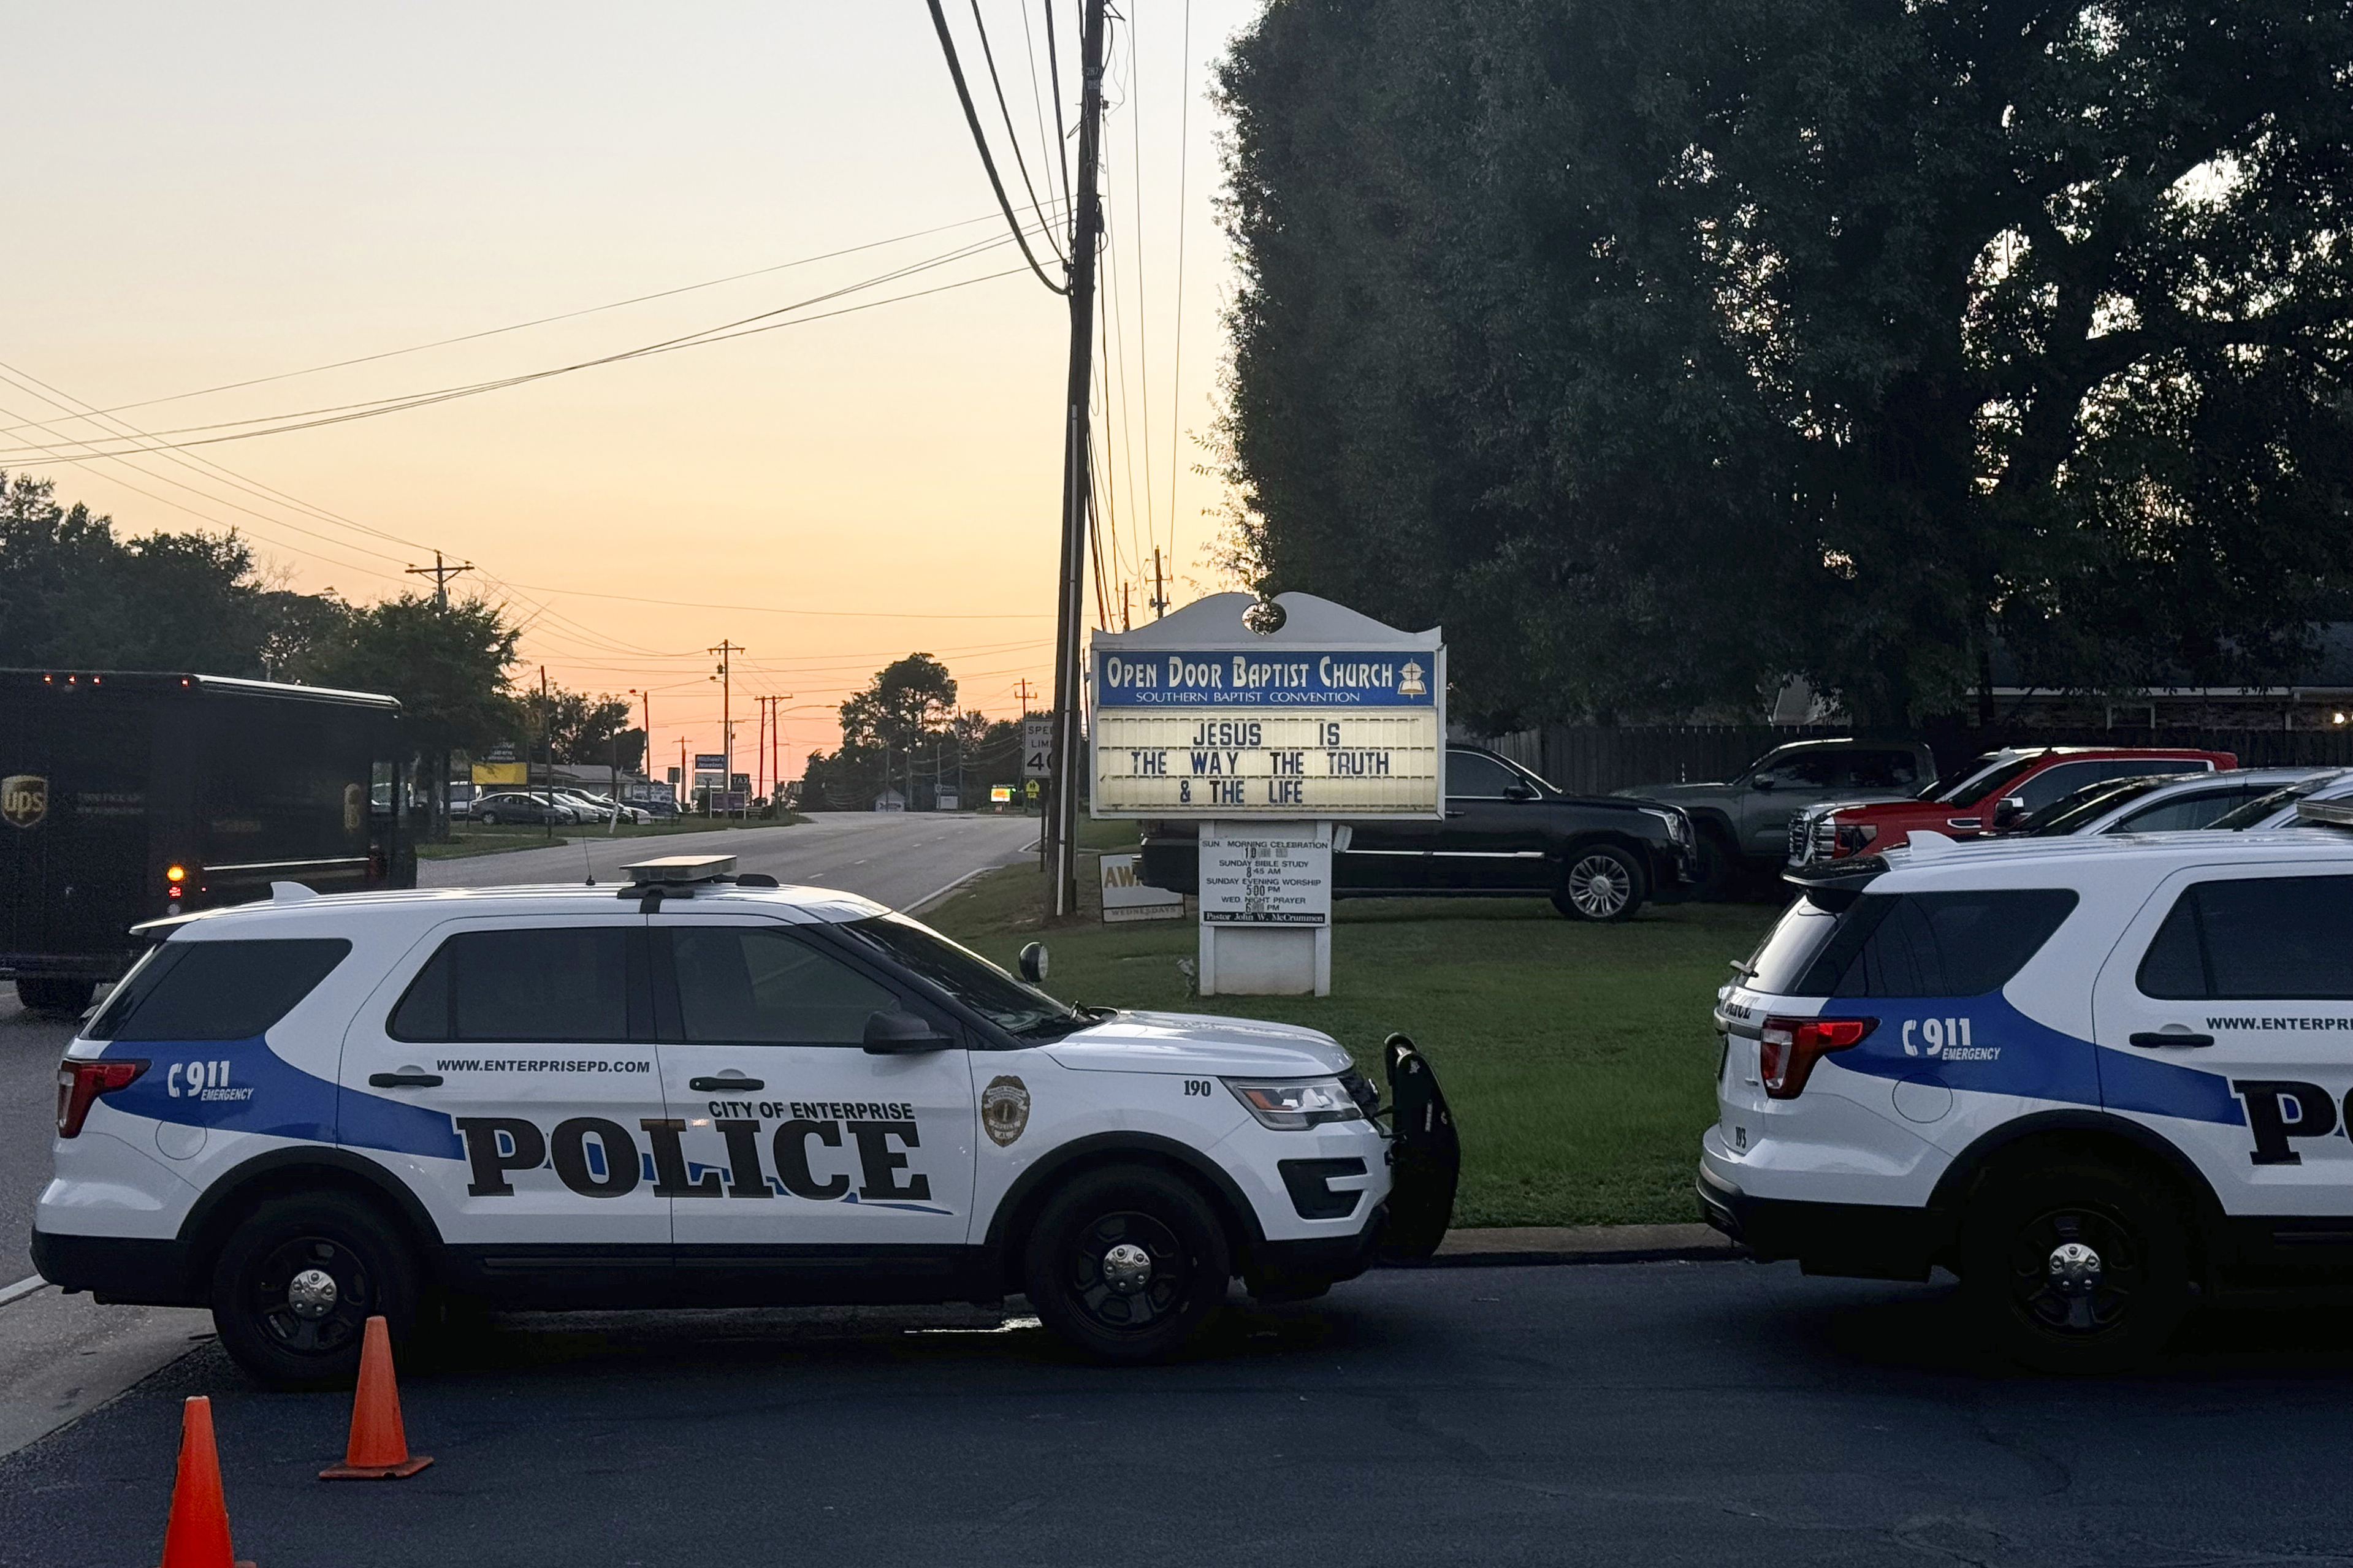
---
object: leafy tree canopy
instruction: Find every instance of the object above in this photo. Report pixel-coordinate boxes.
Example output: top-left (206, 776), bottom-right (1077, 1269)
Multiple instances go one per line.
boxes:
top-left (1219, 0), bottom-right (2353, 726)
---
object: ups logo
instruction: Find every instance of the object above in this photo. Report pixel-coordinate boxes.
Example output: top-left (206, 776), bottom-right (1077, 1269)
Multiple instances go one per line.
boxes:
top-left (1, 775), bottom-right (47, 830)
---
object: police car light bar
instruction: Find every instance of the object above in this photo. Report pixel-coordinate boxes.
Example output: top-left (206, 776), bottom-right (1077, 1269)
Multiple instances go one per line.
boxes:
top-left (2294, 798), bottom-right (2353, 829)
top-left (620, 854), bottom-right (739, 885)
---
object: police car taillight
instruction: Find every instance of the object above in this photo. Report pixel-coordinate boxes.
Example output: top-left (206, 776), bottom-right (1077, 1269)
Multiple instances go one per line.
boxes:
top-left (56, 1058), bottom-right (147, 1138)
top-left (1758, 1017), bottom-right (1875, 1100)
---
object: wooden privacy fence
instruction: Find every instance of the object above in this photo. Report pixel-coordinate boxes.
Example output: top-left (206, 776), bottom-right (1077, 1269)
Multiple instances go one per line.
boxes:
top-left (1471, 724), bottom-right (2353, 798)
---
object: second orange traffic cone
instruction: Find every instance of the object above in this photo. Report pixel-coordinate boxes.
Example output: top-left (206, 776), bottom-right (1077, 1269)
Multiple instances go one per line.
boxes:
top-left (318, 1315), bottom-right (432, 1480)
top-left (159, 1395), bottom-right (255, 1568)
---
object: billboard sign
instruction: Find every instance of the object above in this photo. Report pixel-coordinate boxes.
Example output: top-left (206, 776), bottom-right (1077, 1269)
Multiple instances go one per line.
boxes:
top-left (1088, 593), bottom-right (1443, 820)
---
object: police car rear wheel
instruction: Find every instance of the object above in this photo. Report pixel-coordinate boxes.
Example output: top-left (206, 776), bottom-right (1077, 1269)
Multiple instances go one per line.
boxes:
top-left (210, 1193), bottom-right (418, 1388)
top-left (1024, 1167), bottom-right (1231, 1363)
top-left (1554, 847), bottom-right (1645, 922)
top-left (1962, 1163), bottom-right (2190, 1374)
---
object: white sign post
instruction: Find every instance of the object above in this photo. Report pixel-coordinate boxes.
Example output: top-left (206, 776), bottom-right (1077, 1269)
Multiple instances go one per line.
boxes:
top-left (1088, 592), bottom-right (1443, 996)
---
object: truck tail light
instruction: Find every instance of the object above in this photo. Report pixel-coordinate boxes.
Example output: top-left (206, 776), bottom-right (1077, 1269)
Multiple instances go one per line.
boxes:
top-left (1758, 1017), bottom-right (1875, 1100)
top-left (56, 1058), bottom-right (148, 1137)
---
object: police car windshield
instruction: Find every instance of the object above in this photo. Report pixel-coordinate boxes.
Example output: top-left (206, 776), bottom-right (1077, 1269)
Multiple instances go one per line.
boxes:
top-left (838, 915), bottom-right (1078, 1035)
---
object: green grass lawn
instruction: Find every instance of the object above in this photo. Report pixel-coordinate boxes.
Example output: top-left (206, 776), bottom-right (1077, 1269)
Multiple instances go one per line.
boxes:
top-left (416, 811), bottom-right (812, 860)
top-left (921, 824), bottom-right (1781, 1228)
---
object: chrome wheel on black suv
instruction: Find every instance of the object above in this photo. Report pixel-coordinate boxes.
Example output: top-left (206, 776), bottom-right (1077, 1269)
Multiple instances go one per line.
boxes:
top-left (1554, 846), bottom-right (1645, 922)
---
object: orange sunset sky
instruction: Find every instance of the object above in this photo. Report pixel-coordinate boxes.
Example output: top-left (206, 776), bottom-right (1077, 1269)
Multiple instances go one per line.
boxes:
top-left (1, 2), bottom-right (1256, 780)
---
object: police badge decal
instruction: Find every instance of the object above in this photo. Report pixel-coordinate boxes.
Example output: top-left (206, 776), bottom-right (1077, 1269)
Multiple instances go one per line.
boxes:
top-left (1, 775), bottom-right (47, 829)
top-left (980, 1076), bottom-right (1031, 1147)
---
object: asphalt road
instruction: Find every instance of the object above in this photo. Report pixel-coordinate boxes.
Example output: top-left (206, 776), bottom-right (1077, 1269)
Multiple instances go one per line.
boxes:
top-left (421, 810), bottom-right (1040, 910)
top-left (0, 813), bottom-right (1039, 1286)
top-left (9, 1260), bottom-right (2353, 1567)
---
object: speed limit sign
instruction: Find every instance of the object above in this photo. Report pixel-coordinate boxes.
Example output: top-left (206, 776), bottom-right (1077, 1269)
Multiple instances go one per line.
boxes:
top-left (1022, 718), bottom-right (1052, 778)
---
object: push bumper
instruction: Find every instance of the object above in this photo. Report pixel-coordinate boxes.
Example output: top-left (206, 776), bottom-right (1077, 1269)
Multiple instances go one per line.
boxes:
top-left (1696, 1163), bottom-right (1948, 1282)
top-left (29, 1228), bottom-right (201, 1306)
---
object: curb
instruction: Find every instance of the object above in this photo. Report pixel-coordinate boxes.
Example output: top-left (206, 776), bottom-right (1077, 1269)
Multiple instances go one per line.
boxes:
top-left (1395, 1223), bottom-right (1739, 1269)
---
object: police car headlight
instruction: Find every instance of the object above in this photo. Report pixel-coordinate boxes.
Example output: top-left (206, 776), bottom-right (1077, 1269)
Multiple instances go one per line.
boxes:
top-left (1224, 1076), bottom-right (1367, 1130)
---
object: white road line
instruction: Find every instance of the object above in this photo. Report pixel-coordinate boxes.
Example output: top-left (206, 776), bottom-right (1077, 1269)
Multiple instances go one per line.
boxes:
top-left (904, 864), bottom-right (1000, 914)
top-left (0, 1275), bottom-right (51, 1310)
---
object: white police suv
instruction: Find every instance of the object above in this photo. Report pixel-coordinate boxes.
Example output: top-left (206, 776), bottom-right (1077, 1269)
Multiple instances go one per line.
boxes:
top-left (36, 856), bottom-right (1457, 1385)
top-left (1699, 818), bottom-right (2353, 1371)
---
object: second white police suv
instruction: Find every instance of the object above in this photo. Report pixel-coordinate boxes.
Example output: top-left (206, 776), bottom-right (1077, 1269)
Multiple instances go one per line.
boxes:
top-left (1701, 809), bottom-right (2353, 1370)
top-left (36, 855), bottom-right (1458, 1385)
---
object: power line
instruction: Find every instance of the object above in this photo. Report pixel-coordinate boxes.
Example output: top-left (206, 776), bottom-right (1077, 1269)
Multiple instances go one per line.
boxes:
top-left (1167, 0), bottom-right (1195, 578)
top-left (1121, 8), bottom-right (1157, 569)
top-left (0, 233), bottom-right (1040, 461)
top-left (924, 0), bottom-right (1070, 295)
top-left (967, 0), bottom-right (1067, 264)
top-left (0, 208), bottom-right (1048, 440)
top-left (1018, 0), bottom-right (1070, 214)
top-left (1040, 0), bottom-right (1074, 211)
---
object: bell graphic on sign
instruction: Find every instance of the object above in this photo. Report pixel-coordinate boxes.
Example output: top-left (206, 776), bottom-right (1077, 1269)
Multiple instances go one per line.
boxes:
top-left (1398, 659), bottom-right (1427, 698)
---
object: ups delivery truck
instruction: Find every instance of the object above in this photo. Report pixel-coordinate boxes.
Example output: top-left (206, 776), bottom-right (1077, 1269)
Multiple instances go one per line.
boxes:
top-left (1, 671), bottom-right (416, 1013)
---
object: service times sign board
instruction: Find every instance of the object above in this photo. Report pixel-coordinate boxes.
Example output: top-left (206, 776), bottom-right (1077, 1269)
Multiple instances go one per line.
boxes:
top-left (1088, 592), bottom-right (1444, 820)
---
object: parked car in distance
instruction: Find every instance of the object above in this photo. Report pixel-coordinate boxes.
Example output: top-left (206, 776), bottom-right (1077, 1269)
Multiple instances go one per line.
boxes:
top-left (2208, 767), bottom-right (2353, 831)
top-left (2014, 767), bottom-right (2331, 839)
top-left (469, 791), bottom-right (576, 826)
top-left (1790, 745), bottom-right (2239, 864)
top-left (1620, 737), bottom-right (1935, 888)
top-left (1140, 744), bottom-right (1697, 922)
top-left (624, 794), bottom-right (681, 820)
top-left (555, 789), bottom-right (649, 824)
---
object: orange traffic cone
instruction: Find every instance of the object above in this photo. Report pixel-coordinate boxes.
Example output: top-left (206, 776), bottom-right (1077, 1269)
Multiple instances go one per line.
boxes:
top-left (159, 1396), bottom-right (256, 1568)
top-left (318, 1316), bottom-right (433, 1480)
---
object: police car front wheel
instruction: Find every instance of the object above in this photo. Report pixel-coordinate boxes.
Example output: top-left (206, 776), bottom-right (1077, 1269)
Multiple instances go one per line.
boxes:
top-left (209, 1193), bottom-right (419, 1388)
top-left (1023, 1166), bottom-right (1232, 1363)
top-left (1960, 1162), bottom-right (2192, 1375)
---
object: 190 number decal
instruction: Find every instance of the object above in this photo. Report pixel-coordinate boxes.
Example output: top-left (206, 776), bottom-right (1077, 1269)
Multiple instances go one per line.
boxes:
top-left (1183, 1079), bottom-right (1213, 1097)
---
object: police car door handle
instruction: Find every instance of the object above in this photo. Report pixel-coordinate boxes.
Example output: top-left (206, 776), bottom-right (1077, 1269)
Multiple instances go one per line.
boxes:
top-left (2128, 1030), bottom-right (2215, 1049)
top-left (690, 1074), bottom-right (765, 1092)
top-left (368, 1070), bottom-right (444, 1088)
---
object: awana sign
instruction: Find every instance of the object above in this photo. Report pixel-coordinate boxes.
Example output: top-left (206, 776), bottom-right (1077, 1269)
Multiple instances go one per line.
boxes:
top-left (1089, 593), bottom-right (1444, 820)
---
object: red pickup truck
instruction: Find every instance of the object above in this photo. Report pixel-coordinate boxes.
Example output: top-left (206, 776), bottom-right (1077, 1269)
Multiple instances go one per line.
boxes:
top-left (1789, 745), bottom-right (2240, 864)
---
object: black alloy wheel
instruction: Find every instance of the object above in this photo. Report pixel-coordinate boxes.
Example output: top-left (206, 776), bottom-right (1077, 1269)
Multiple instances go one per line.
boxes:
top-left (210, 1193), bottom-right (417, 1388)
top-left (1553, 844), bottom-right (1646, 922)
top-left (1961, 1161), bottom-right (2191, 1374)
top-left (1024, 1166), bottom-right (1231, 1363)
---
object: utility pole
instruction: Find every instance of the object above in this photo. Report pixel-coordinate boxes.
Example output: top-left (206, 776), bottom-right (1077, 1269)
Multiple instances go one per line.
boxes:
top-left (1046, 0), bottom-right (1108, 918)
top-left (538, 666), bottom-right (554, 840)
top-left (1151, 547), bottom-right (1171, 619)
top-left (404, 550), bottom-right (475, 840)
top-left (405, 550), bottom-right (474, 607)
top-left (709, 641), bottom-right (741, 816)
top-left (1121, 582), bottom-right (1131, 632)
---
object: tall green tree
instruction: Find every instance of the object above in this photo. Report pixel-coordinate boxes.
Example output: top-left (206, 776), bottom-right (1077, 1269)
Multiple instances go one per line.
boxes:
top-left (297, 592), bottom-right (522, 834)
top-left (1220, 0), bottom-right (2353, 726)
top-left (0, 470), bottom-right (317, 675)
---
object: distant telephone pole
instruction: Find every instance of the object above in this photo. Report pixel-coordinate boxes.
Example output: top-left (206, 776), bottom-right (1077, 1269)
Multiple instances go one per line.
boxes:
top-left (405, 550), bottom-right (473, 607)
top-left (1015, 677), bottom-right (1037, 716)
top-left (1150, 547), bottom-right (1169, 619)
top-left (709, 641), bottom-right (742, 807)
top-left (538, 665), bottom-right (554, 839)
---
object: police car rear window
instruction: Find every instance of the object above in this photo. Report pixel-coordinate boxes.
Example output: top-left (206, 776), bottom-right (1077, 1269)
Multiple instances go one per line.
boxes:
top-left (2138, 875), bottom-right (2353, 1001)
top-left (389, 928), bottom-right (649, 1042)
top-left (1755, 890), bottom-right (2078, 998)
top-left (86, 938), bottom-right (352, 1041)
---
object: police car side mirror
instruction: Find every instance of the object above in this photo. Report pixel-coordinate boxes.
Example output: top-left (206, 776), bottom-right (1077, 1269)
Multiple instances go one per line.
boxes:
top-left (1018, 942), bottom-right (1049, 983)
top-left (863, 1010), bottom-right (954, 1054)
